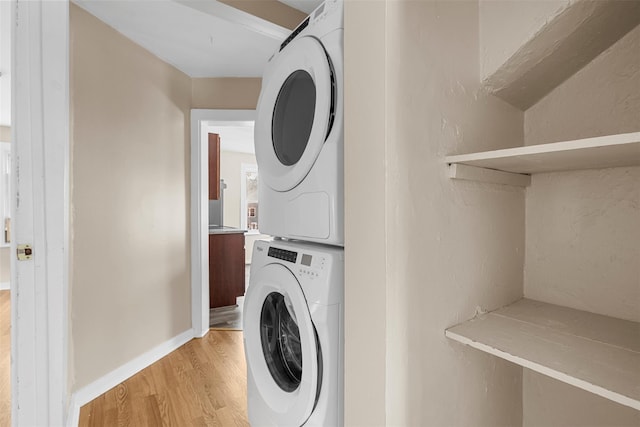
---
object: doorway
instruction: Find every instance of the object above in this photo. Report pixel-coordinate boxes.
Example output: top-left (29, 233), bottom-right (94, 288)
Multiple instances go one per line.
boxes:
top-left (0, 0), bottom-right (12, 421)
top-left (0, 132), bottom-right (10, 426)
top-left (190, 109), bottom-right (257, 337)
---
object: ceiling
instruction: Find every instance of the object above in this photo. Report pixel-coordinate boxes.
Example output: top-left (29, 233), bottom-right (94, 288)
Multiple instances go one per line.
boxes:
top-left (209, 122), bottom-right (256, 154)
top-left (73, 0), bottom-right (323, 78)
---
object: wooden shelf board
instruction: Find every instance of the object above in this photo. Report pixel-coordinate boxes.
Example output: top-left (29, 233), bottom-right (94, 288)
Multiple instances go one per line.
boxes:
top-left (445, 132), bottom-right (640, 175)
top-left (446, 298), bottom-right (640, 410)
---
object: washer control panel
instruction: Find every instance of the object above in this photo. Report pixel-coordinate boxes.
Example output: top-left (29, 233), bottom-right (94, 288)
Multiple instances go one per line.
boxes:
top-left (297, 253), bottom-right (327, 280)
top-left (268, 246), bottom-right (298, 263)
top-left (267, 244), bottom-right (328, 281)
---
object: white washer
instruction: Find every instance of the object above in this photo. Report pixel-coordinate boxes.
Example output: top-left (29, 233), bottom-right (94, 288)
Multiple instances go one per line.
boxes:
top-left (243, 239), bottom-right (344, 426)
top-left (254, 0), bottom-right (343, 246)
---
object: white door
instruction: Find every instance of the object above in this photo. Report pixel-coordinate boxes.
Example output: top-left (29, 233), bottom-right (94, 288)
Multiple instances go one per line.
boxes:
top-left (254, 36), bottom-right (336, 192)
top-left (11, 1), bottom-right (69, 425)
top-left (243, 263), bottom-right (321, 426)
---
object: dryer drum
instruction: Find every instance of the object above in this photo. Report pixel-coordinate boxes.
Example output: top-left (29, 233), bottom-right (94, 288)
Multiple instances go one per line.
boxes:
top-left (271, 70), bottom-right (316, 166)
top-left (260, 292), bottom-right (303, 392)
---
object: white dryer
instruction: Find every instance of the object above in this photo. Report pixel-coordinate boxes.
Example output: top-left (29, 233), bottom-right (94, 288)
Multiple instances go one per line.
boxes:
top-left (243, 239), bottom-right (344, 426)
top-left (254, 0), bottom-right (343, 246)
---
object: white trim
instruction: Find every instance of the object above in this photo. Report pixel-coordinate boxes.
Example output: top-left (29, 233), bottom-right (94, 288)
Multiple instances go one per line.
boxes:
top-left (240, 163), bottom-right (258, 231)
top-left (0, 142), bottom-right (10, 247)
top-left (66, 328), bottom-right (195, 427)
top-left (12, 1), bottom-right (70, 426)
top-left (0, 281), bottom-right (8, 290)
top-left (190, 109), bottom-right (256, 338)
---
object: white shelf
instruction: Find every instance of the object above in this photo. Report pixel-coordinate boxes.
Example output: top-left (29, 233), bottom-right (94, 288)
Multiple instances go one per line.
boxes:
top-left (445, 132), bottom-right (640, 178)
top-left (446, 299), bottom-right (640, 410)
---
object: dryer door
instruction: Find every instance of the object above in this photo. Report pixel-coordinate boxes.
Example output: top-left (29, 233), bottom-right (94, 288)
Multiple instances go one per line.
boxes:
top-left (244, 263), bottom-right (321, 425)
top-left (255, 35), bottom-right (335, 192)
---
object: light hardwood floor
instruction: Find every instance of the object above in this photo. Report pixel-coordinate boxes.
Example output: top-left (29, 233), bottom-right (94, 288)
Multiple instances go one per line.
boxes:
top-left (0, 290), bottom-right (10, 427)
top-left (79, 330), bottom-right (250, 426)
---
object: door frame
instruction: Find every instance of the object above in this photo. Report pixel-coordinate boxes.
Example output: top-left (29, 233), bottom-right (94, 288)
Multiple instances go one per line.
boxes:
top-left (11, 0), bottom-right (70, 425)
top-left (190, 109), bottom-right (256, 337)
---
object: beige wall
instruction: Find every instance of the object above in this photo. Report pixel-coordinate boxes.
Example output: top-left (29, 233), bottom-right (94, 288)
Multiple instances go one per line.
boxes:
top-left (219, 150), bottom-right (267, 264)
top-left (479, 0), bottom-right (570, 81)
top-left (220, 150), bottom-right (256, 229)
top-left (345, 0), bottom-right (525, 424)
top-left (0, 126), bottom-right (9, 142)
top-left (70, 4), bottom-right (192, 390)
top-left (191, 78), bottom-right (261, 110)
top-left (219, 0), bottom-right (306, 30)
top-left (522, 20), bottom-right (640, 426)
top-left (0, 249), bottom-right (8, 285)
top-left (0, 127), bottom-right (8, 285)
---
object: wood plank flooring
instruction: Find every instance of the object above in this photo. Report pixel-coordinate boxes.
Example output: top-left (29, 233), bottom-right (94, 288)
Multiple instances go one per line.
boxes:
top-left (0, 290), bottom-right (10, 427)
top-left (79, 330), bottom-right (249, 427)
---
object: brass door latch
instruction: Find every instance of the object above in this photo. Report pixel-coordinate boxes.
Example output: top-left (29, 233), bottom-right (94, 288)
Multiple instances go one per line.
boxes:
top-left (17, 244), bottom-right (33, 261)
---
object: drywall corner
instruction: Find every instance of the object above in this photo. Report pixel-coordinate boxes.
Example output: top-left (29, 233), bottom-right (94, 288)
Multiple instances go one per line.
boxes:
top-left (343, 0), bottom-right (388, 425)
top-left (523, 370), bottom-right (640, 426)
top-left (382, 0), bottom-right (525, 425)
top-left (191, 78), bottom-right (261, 110)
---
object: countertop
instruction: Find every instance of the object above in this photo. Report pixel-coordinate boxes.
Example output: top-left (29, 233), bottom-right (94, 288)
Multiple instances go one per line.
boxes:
top-left (208, 225), bottom-right (247, 235)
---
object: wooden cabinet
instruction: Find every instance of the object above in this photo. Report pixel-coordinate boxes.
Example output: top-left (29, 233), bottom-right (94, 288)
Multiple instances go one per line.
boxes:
top-left (209, 232), bottom-right (245, 308)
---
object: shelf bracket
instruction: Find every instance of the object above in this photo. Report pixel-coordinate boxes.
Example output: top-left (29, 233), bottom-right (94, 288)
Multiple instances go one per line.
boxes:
top-left (448, 163), bottom-right (531, 187)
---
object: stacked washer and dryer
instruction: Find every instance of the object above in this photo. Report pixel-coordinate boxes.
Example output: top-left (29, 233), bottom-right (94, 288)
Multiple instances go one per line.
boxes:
top-left (243, 1), bottom-right (344, 426)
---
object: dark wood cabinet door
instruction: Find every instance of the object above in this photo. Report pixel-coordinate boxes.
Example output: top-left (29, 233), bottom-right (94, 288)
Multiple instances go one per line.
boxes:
top-left (209, 233), bottom-right (245, 308)
top-left (208, 133), bottom-right (220, 200)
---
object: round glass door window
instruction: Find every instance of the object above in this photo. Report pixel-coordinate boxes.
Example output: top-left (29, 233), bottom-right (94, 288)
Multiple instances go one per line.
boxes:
top-left (260, 292), bottom-right (303, 392)
top-left (271, 70), bottom-right (316, 166)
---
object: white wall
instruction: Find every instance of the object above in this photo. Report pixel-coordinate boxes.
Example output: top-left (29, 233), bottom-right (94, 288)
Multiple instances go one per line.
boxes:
top-left (344, 1), bottom-right (388, 424)
top-left (522, 19), bottom-right (640, 427)
top-left (345, 0), bottom-right (526, 424)
top-left (479, 0), bottom-right (570, 82)
top-left (524, 23), bottom-right (640, 145)
top-left (0, 1), bottom-right (11, 127)
top-left (523, 370), bottom-right (640, 426)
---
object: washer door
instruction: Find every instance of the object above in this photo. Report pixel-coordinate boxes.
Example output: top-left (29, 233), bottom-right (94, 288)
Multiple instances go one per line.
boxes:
top-left (255, 36), bottom-right (335, 192)
top-left (244, 263), bottom-right (321, 425)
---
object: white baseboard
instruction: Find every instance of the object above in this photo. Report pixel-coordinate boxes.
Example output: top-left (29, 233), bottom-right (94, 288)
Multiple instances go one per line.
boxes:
top-left (0, 281), bottom-right (9, 290)
top-left (66, 328), bottom-right (195, 427)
